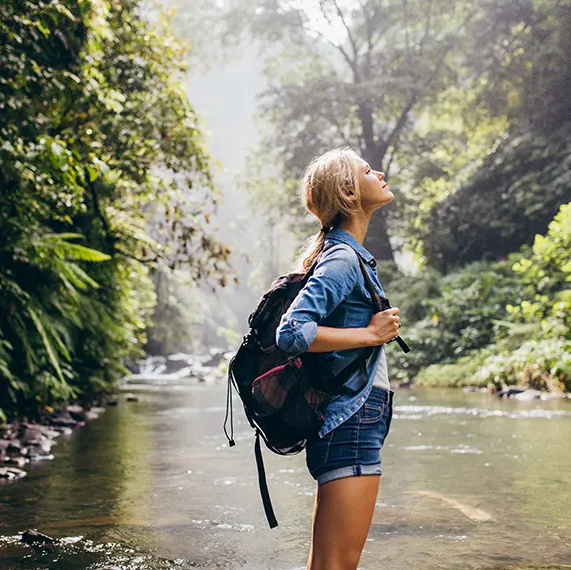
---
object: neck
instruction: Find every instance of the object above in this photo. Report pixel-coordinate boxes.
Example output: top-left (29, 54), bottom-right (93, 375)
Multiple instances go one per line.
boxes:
top-left (338, 211), bottom-right (371, 245)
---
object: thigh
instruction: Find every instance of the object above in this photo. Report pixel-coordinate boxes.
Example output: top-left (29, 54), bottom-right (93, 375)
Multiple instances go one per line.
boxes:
top-left (308, 475), bottom-right (380, 570)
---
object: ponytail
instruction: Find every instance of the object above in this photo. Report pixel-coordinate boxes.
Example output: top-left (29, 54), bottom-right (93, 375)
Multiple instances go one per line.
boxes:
top-left (296, 230), bottom-right (327, 272)
top-left (295, 216), bottom-right (339, 272)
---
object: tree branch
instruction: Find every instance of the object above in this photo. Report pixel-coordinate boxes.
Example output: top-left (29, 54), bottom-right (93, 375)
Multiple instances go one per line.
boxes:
top-left (85, 168), bottom-right (116, 253)
top-left (381, 89), bottom-right (420, 159)
top-left (311, 26), bottom-right (355, 73)
top-left (330, 0), bottom-right (360, 63)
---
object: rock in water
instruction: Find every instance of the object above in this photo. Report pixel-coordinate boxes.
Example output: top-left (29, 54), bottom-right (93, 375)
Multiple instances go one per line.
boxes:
top-left (496, 387), bottom-right (526, 398)
top-left (0, 467), bottom-right (27, 480)
top-left (514, 389), bottom-right (543, 401)
top-left (21, 530), bottom-right (59, 545)
top-left (48, 411), bottom-right (77, 427)
top-left (66, 404), bottom-right (85, 421)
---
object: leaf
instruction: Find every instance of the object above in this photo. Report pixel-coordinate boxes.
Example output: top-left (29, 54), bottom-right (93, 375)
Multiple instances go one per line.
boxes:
top-left (28, 307), bottom-right (65, 383)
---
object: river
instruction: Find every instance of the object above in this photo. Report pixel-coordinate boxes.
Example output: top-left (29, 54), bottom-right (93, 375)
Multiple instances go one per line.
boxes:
top-left (1, 371), bottom-right (570, 569)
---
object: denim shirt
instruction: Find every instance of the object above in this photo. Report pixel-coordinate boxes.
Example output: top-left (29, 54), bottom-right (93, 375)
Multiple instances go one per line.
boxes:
top-left (275, 228), bottom-right (388, 438)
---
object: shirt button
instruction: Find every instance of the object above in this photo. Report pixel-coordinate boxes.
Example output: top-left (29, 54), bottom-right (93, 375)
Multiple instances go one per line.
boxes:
top-left (291, 318), bottom-right (297, 325)
top-left (361, 397), bottom-right (365, 402)
top-left (339, 416), bottom-right (344, 421)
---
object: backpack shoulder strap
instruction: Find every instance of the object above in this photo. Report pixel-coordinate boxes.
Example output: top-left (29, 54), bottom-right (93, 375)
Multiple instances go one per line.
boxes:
top-left (355, 254), bottom-right (411, 354)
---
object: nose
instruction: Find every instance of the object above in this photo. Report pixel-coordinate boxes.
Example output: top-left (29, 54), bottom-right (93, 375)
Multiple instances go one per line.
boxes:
top-left (376, 170), bottom-right (385, 181)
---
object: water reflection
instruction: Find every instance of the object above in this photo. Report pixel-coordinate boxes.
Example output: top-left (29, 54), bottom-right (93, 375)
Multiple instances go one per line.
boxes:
top-left (1, 378), bottom-right (570, 569)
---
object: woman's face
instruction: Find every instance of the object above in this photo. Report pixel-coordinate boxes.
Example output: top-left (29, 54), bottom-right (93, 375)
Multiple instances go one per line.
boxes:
top-left (356, 157), bottom-right (394, 212)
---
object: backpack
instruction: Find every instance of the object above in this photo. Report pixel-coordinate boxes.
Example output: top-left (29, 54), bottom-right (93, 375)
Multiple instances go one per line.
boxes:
top-left (223, 243), bottom-right (410, 528)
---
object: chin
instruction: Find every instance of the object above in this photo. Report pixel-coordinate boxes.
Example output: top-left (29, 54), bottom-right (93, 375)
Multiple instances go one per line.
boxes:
top-left (379, 193), bottom-right (394, 206)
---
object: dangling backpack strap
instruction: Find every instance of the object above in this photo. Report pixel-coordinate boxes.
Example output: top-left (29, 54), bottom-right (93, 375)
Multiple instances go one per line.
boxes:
top-left (225, 359), bottom-right (278, 528)
top-left (254, 430), bottom-right (278, 529)
top-left (223, 355), bottom-right (236, 447)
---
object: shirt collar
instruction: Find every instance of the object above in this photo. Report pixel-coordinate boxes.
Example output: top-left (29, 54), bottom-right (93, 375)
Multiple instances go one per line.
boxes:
top-left (325, 228), bottom-right (377, 267)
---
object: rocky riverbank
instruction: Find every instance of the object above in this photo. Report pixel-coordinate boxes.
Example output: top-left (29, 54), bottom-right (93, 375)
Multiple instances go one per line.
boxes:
top-left (461, 385), bottom-right (571, 401)
top-left (0, 404), bottom-right (106, 482)
top-left (0, 348), bottom-right (230, 484)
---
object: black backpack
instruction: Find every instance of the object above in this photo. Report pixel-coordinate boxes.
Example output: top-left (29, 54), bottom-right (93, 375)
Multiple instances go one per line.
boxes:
top-left (223, 243), bottom-right (410, 528)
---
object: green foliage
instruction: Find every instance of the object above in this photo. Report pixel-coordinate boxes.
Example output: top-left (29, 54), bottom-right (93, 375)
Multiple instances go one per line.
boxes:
top-left (472, 338), bottom-right (571, 392)
top-left (415, 338), bottom-right (571, 392)
top-left (400, 0), bottom-right (571, 271)
top-left (409, 132), bottom-right (571, 272)
top-left (415, 350), bottom-right (493, 388)
top-left (202, 0), bottom-right (484, 261)
top-left (506, 203), bottom-right (571, 338)
top-left (0, 0), bottom-right (230, 414)
top-left (386, 259), bottom-right (525, 380)
top-left (393, 204), bottom-right (570, 390)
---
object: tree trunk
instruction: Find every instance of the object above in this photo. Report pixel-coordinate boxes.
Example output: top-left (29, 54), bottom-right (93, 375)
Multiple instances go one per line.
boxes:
top-left (358, 105), bottom-right (395, 262)
top-left (364, 208), bottom-right (394, 262)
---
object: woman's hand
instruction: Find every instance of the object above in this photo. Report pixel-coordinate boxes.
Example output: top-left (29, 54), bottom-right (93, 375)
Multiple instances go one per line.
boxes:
top-left (365, 308), bottom-right (401, 346)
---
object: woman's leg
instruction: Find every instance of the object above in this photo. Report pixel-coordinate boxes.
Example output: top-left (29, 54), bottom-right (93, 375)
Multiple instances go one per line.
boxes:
top-left (307, 474), bottom-right (380, 570)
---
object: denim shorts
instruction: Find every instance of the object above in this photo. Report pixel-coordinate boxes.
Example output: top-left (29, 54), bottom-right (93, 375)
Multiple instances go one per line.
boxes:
top-left (305, 387), bottom-right (394, 485)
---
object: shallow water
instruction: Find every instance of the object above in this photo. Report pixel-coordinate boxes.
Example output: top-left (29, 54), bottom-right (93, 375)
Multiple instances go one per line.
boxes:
top-left (1, 373), bottom-right (570, 569)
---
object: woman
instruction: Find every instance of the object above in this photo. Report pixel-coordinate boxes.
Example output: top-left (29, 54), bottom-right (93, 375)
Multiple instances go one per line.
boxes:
top-left (275, 147), bottom-right (401, 570)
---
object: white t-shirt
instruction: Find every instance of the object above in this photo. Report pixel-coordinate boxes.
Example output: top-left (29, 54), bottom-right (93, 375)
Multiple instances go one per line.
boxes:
top-left (372, 346), bottom-right (390, 390)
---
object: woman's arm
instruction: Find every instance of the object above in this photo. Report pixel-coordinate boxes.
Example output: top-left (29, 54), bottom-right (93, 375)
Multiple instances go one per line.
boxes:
top-left (306, 308), bottom-right (401, 353)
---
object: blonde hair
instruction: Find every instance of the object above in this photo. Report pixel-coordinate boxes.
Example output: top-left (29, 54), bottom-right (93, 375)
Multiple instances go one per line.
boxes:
top-left (295, 147), bottom-right (363, 271)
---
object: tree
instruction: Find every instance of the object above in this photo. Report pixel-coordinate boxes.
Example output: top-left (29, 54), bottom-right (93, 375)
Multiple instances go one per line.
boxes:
top-left (0, 0), bottom-right (231, 414)
top-left (192, 0), bottom-right (481, 261)
top-left (399, 0), bottom-right (571, 271)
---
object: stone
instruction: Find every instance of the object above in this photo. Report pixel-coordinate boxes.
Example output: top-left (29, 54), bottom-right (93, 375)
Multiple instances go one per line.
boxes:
top-left (137, 355), bottom-right (167, 375)
top-left (7, 439), bottom-right (22, 451)
top-left (165, 353), bottom-right (193, 373)
top-left (26, 438), bottom-right (54, 460)
top-left (0, 466), bottom-right (27, 480)
top-left (203, 348), bottom-right (226, 367)
top-left (124, 358), bottom-right (139, 374)
top-left (20, 427), bottom-right (45, 444)
top-left (6, 456), bottom-right (29, 467)
top-left (66, 404), bottom-right (85, 421)
top-left (124, 394), bottom-right (139, 402)
top-left (496, 387), bottom-right (526, 398)
top-left (20, 423), bottom-right (57, 438)
top-left (513, 389), bottom-right (543, 401)
top-left (83, 410), bottom-right (100, 421)
top-left (50, 426), bottom-right (73, 436)
top-left (48, 411), bottom-right (77, 428)
top-left (21, 530), bottom-right (59, 545)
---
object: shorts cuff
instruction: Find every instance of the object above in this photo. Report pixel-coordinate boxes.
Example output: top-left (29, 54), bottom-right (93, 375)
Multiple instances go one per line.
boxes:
top-left (316, 463), bottom-right (382, 486)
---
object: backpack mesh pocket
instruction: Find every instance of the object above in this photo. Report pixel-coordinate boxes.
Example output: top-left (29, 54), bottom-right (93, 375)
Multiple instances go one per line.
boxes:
top-left (251, 358), bottom-right (329, 448)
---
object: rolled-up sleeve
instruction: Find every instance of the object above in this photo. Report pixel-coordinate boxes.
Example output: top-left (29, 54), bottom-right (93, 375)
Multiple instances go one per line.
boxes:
top-left (275, 245), bottom-right (359, 354)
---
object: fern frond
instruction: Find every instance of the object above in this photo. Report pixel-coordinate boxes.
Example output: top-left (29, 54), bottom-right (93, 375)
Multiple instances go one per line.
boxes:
top-left (14, 314), bottom-right (37, 374)
top-left (66, 262), bottom-right (101, 289)
top-left (41, 234), bottom-right (112, 262)
top-left (28, 307), bottom-right (65, 382)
